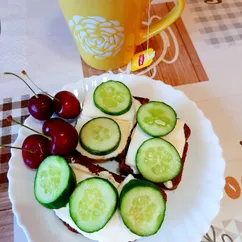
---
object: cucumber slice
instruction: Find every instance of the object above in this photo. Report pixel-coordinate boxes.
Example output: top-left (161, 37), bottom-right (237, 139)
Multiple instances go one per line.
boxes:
top-left (79, 117), bottom-right (121, 156)
top-left (137, 101), bottom-right (177, 137)
top-left (34, 156), bottom-right (76, 209)
top-left (120, 179), bottom-right (166, 236)
top-left (70, 177), bottom-right (118, 233)
top-left (136, 138), bottom-right (182, 183)
top-left (93, 80), bottom-right (132, 115)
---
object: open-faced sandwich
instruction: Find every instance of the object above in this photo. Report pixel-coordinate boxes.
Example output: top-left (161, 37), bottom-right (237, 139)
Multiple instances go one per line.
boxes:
top-left (7, 72), bottom-right (191, 242)
top-left (44, 80), bottom-right (190, 240)
top-left (55, 156), bottom-right (167, 242)
top-left (74, 80), bottom-right (191, 191)
top-left (33, 154), bottom-right (167, 242)
top-left (74, 81), bottom-right (146, 163)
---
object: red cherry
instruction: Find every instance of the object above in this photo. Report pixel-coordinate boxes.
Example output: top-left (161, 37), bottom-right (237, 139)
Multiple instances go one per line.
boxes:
top-left (54, 91), bottom-right (81, 119)
top-left (5, 116), bottom-right (52, 168)
top-left (4, 71), bottom-right (54, 121)
top-left (0, 134), bottom-right (49, 169)
top-left (22, 134), bottom-right (49, 169)
top-left (21, 70), bottom-right (81, 120)
top-left (42, 118), bottom-right (78, 155)
top-left (28, 94), bottom-right (54, 121)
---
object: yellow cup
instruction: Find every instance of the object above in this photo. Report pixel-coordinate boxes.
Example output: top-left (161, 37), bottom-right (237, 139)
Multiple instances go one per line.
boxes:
top-left (58, 0), bottom-right (185, 71)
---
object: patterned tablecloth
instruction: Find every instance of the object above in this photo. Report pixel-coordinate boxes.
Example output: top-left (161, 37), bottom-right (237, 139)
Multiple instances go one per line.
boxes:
top-left (190, 0), bottom-right (242, 46)
top-left (1, 0), bottom-right (242, 242)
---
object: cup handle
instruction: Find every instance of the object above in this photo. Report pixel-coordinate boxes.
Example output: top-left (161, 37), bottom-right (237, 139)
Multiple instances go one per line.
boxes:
top-left (136, 0), bottom-right (186, 45)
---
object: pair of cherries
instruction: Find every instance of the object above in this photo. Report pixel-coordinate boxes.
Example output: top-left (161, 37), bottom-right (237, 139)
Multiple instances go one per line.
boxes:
top-left (2, 71), bottom-right (81, 169)
top-left (4, 71), bottom-right (81, 121)
top-left (17, 117), bottom-right (78, 169)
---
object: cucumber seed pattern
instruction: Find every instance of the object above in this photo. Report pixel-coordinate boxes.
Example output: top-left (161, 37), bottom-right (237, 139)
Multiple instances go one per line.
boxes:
top-left (99, 86), bottom-right (125, 109)
top-left (144, 108), bottom-right (170, 127)
top-left (91, 124), bottom-right (111, 142)
top-left (144, 147), bottom-right (172, 175)
top-left (78, 188), bottom-right (106, 221)
top-left (69, 16), bottom-right (125, 60)
top-left (39, 165), bottom-right (61, 195)
top-left (129, 195), bottom-right (156, 227)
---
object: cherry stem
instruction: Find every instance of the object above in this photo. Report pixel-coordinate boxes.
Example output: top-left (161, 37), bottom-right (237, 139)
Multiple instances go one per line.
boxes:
top-left (7, 116), bottom-right (52, 141)
top-left (0, 144), bottom-right (33, 153)
top-left (3, 72), bottom-right (38, 98)
top-left (21, 70), bottom-right (59, 101)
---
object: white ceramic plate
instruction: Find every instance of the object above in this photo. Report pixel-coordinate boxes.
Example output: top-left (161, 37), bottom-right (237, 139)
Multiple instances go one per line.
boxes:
top-left (8, 74), bottom-right (225, 242)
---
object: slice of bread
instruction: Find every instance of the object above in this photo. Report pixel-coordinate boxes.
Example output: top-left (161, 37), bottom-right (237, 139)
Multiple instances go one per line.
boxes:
top-left (117, 96), bottom-right (191, 190)
top-left (74, 96), bottom-right (149, 163)
top-left (119, 122), bottom-right (191, 190)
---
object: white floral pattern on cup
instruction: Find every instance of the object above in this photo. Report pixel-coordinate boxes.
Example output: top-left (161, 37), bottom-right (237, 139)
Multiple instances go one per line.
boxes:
top-left (69, 16), bottom-right (125, 60)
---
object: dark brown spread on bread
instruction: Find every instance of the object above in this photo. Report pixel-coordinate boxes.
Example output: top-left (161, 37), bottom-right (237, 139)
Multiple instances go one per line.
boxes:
top-left (65, 152), bottom-right (125, 184)
top-left (133, 96), bottom-right (150, 105)
top-left (61, 220), bottom-right (78, 234)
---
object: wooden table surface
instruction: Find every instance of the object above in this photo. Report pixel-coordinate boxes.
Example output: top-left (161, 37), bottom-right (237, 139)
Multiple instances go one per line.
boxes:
top-left (0, 2), bottom-right (208, 242)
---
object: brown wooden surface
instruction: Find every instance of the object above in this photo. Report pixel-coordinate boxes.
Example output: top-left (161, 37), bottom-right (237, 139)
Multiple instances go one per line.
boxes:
top-left (82, 3), bottom-right (208, 85)
top-left (0, 182), bottom-right (13, 242)
top-left (0, 95), bottom-right (30, 242)
top-left (166, 3), bottom-right (208, 82)
top-left (0, 209), bottom-right (14, 242)
top-left (0, 151), bottom-right (13, 242)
